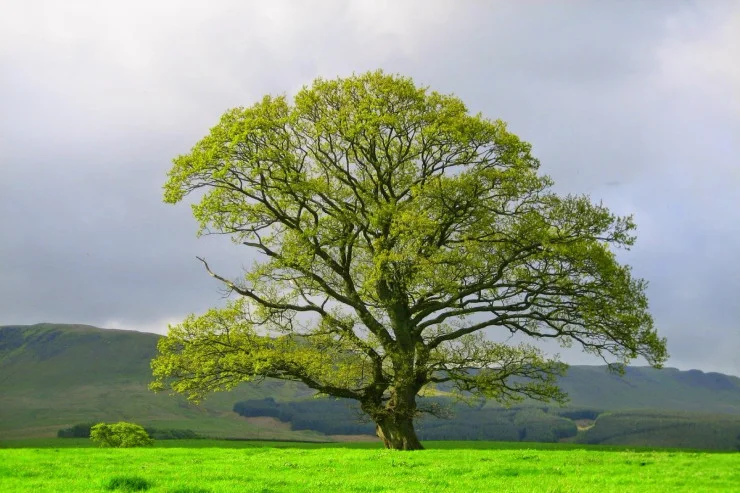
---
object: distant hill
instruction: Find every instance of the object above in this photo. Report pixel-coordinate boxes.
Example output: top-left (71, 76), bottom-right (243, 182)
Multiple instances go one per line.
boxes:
top-left (0, 323), bottom-right (317, 440)
top-left (2, 323), bottom-right (739, 442)
top-left (552, 365), bottom-right (740, 414)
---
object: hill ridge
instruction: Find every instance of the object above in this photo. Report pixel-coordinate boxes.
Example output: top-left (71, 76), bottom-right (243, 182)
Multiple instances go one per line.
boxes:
top-left (2, 323), bottom-right (739, 441)
top-left (6, 323), bottom-right (737, 378)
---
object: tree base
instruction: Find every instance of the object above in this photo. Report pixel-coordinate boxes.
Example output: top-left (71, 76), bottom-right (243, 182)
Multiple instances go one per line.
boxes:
top-left (375, 417), bottom-right (424, 451)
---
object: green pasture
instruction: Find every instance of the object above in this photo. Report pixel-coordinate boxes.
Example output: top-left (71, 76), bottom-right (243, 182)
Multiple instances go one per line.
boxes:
top-left (1, 440), bottom-right (737, 492)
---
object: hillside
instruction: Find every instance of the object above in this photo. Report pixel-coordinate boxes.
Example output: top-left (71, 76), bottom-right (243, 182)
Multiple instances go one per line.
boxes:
top-left (0, 324), bottom-right (317, 440)
top-left (554, 365), bottom-right (740, 414)
top-left (2, 323), bottom-right (739, 442)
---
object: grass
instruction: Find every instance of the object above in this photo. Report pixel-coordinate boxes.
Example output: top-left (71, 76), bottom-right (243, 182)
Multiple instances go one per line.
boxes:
top-left (1, 438), bottom-right (730, 453)
top-left (0, 440), bottom-right (738, 492)
top-left (104, 475), bottom-right (152, 491)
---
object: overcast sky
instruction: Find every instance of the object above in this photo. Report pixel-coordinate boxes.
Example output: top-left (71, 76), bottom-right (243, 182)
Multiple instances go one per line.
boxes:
top-left (1, 1), bottom-right (738, 376)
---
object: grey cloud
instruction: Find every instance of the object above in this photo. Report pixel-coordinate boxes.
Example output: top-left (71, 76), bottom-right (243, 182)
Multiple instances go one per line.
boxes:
top-left (1, 0), bottom-right (738, 375)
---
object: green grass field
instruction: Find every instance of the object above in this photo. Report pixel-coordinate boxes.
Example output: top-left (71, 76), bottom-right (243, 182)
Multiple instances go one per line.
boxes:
top-left (1, 440), bottom-right (738, 492)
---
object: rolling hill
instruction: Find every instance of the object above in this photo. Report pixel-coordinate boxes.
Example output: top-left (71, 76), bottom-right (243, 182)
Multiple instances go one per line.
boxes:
top-left (0, 323), bottom-right (318, 440)
top-left (2, 323), bottom-right (739, 442)
top-left (546, 365), bottom-right (740, 414)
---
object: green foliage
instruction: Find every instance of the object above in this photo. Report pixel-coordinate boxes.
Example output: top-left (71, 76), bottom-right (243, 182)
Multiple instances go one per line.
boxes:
top-left (104, 475), bottom-right (152, 491)
top-left (90, 422), bottom-right (154, 448)
top-left (154, 71), bottom-right (667, 448)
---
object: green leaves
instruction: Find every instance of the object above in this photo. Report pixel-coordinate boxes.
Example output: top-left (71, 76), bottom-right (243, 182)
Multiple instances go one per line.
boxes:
top-left (90, 422), bottom-right (153, 448)
top-left (156, 70), bottom-right (667, 444)
top-left (150, 299), bottom-right (375, 402)
top-left (426, 332), bottom-right (567, 405)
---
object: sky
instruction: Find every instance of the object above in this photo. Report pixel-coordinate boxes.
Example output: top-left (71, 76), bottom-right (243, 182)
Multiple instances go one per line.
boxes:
top-left (1, 1), bottom-right (738, 376)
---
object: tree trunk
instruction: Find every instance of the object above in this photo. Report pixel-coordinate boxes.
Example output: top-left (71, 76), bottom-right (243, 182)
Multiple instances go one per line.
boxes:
top-left (375, 414), bottom-right (424, 450)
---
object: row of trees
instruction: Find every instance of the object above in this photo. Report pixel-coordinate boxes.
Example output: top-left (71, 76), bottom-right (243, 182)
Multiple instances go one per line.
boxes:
top-left (233, 397), bottom-right (578, 442)
top-left (233, 398), bottom-right (740, 449)
top-left (58, 422), bottom-right (201, 440)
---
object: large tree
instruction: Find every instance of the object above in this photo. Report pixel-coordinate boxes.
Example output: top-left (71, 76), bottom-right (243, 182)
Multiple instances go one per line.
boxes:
top-left (151, 71), bottom-right (667, 450)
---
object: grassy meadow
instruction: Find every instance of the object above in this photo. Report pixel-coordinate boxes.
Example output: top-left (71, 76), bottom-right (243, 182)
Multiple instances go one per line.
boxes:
top-left (1, 440), bottom-right (738, 492)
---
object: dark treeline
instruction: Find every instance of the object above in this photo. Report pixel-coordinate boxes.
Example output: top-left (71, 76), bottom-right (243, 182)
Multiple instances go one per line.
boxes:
top-left (233, 398), bottom-right (740, 450)
top-left (233, 397), bottom-right (578, 442)
top-left (57, 423), bottom-right (202, 440)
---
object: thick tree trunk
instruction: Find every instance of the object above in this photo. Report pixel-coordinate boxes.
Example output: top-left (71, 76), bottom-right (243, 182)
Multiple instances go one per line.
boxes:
top-left (375, 414), bottom-right (424, 450)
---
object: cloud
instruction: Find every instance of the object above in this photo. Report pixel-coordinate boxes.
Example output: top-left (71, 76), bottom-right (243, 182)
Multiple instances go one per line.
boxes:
top-left (1, 0), bottom-right (738, 376)
top-left (655, 3), bottom-right (740, 113)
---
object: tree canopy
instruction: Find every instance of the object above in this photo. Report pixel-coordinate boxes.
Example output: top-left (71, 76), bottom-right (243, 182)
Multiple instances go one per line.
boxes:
top-left (151, 70), bottom-right (667, 450)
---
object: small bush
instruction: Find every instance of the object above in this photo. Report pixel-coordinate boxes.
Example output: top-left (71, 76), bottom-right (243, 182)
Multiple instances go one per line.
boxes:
top-left (91, 422), bottom-right (154, 448)
top-left (104, 475), bottom-right (151, 491)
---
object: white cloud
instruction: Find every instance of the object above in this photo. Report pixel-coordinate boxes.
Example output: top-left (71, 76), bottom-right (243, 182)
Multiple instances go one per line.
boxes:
top-left (656, 3), bottom-right (740, 113)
